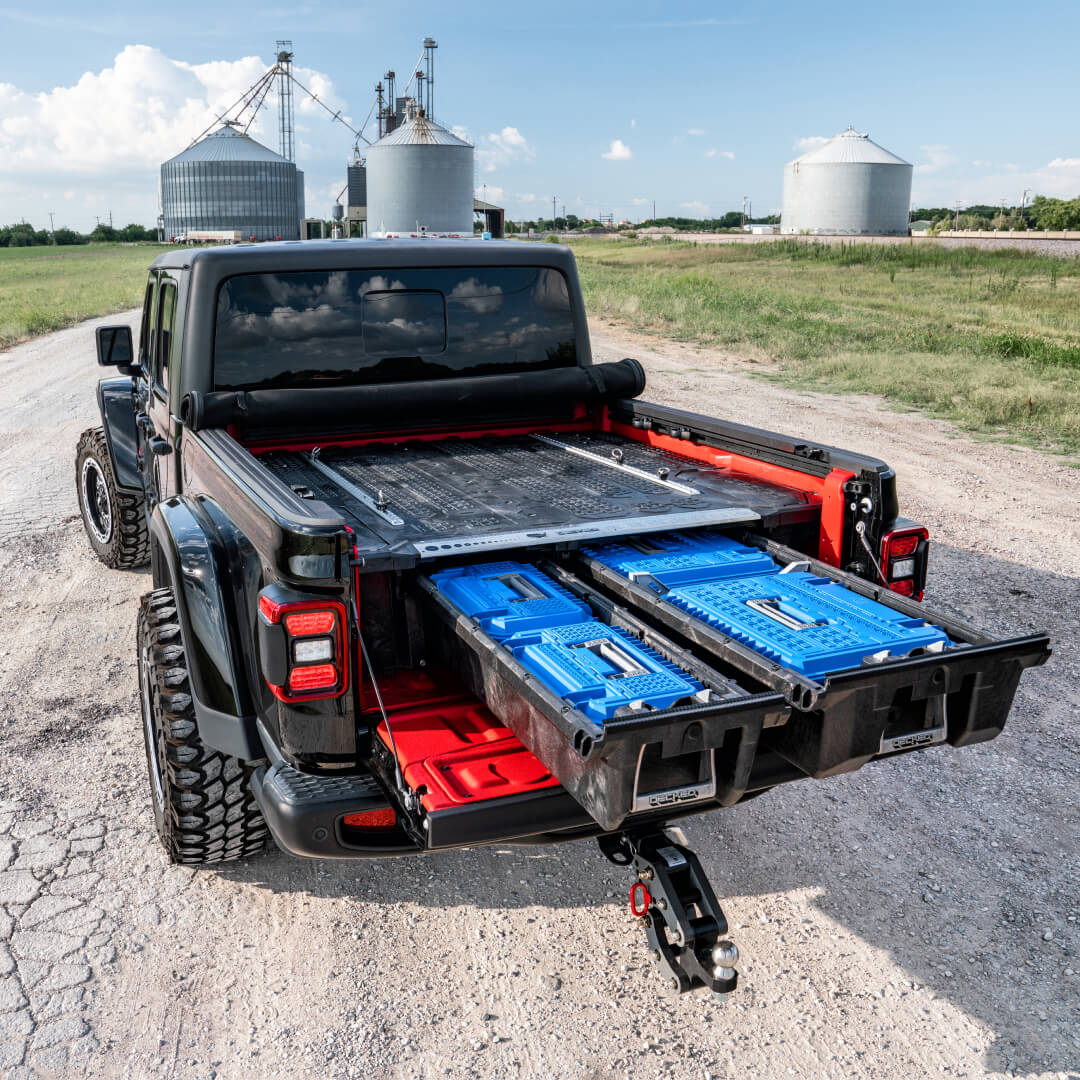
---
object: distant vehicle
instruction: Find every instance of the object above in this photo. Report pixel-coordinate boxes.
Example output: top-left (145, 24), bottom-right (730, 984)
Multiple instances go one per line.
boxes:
top-left (172, 230), bottom-right (242, 244)
top-left (75, 240), bottom-right (1048, 997)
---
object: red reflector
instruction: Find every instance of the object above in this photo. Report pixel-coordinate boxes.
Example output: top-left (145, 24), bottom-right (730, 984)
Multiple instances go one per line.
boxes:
top-left (889, 534), bottom-right (921, 558)
top-left (258, 594), bottom-right (284, 622)
top-left (343, 808), bottom-right (397, 830)
top-left (284, 610), bottom-right (336, 636)
top-left (287, 664), bottom-right (339, 691)
top-left (889, 579), bottom-right (915, 597)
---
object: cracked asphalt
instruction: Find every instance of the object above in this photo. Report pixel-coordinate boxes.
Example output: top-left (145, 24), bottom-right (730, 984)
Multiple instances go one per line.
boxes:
top-left (0, 311), bottom-right (1076, 1078)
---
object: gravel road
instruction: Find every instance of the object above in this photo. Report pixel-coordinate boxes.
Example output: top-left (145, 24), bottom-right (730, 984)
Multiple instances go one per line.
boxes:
top-left (0, 311), bottom-right (1077, 1079)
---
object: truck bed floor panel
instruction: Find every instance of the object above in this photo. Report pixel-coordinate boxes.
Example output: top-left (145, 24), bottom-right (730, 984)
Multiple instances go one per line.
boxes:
top-left (258, 432), bottom-right (817, 558)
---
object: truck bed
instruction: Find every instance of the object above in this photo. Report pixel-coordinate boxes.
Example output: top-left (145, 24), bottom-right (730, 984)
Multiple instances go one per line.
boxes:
top-left (258, 430), bottom-right (819, 560)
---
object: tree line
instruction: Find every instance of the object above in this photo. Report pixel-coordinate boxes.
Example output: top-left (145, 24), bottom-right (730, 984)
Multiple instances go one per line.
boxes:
top-left (0, 222), bottom-right (159, 247)
top-left (913, 195), bottom-right (1080, 232)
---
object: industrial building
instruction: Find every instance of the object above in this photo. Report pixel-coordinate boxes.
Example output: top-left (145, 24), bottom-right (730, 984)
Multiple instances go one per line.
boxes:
top-left (160, 122), bottom-right (303, 242)
top-left (160, 37), bottom-right (503, 244)
top-left (781, 127), bottom-right (912, 236)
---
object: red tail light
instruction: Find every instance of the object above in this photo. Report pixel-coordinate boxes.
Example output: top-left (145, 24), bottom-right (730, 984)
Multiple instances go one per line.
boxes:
top-left (342, 808), bottom-right (397, 830)
top-left (880, 526), bottom-right (929, 601)
top-left (284, 610), bottom-right (336, 636)
top-left (258, 592), bottom-right (348, 702)
top-left (288, 664), bottom-right (339, 692)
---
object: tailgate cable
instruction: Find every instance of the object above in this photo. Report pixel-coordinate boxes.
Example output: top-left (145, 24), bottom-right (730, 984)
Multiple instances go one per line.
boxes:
top-left (854, 521), bottom-right (889, 586)
top-left (357, 626), bottom-right (418, 813)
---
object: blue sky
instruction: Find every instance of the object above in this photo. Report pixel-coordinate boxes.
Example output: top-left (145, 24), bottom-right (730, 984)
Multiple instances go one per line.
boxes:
top-left (2, 0), bottom-right (1078, 230)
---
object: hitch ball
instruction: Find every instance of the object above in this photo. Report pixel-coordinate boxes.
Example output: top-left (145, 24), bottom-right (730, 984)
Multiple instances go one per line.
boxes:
top-left (712, 940), bottom-right (739, 979)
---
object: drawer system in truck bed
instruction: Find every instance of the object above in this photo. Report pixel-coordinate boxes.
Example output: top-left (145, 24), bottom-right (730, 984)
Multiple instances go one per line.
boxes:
top-left (410, 532), bottom-right (1048, 832)
top-left (258, 430), bottom-right (819, 561)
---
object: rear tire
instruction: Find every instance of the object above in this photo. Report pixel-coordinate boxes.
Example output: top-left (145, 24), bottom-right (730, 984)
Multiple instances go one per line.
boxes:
top-left (76, 426), bottom-right (149, 569)
top-left (138, 588), bottom-right (267, 864)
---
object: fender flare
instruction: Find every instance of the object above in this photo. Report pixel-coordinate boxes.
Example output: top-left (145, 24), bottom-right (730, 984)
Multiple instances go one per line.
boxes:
top-left (95, 377), bottom-right (142, 491)
top-left (149, 498), bottom-right (262, 761)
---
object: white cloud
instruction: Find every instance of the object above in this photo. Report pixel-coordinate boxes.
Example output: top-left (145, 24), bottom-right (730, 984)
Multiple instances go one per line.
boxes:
top-left (630, 118), bottom-right (636, 129)
top-left (915, 144), bottom-right (956, 174)
top-left (681, 200), bottom-right (710, 214)
top-left (602, 138), bottom-right (632, 161)
top-left (687, 128), bottom-right (705, 136)
top-left (705, 149), bottom-right (735, 160)
top-left (0, 44), bottom-right (348, 228)
top-left (1048, 157), bottom-right (1080, 169)
top-left (631, 197), bottom-right (650, 206)
top-left (517, 192), bottom-right (538, 203)
top-left (476, 184), bottom-right (504, 203)
top-left (793, 135), bottom-right (829, 154)
top-left (475, 126), bottom-right (534, 173)
top-left (450, 124), bottom-right (471, 142)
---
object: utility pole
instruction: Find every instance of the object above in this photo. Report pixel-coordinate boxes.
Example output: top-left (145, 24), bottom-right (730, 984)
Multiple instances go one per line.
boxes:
top-left (48, 212), bottom-right (55, 236)
top-left (553, 195), bottom-right (557, 232)
top-left (953, 200), bottom-right (963, 230)
top-left (1020, 188), bottom-right (1031, 227)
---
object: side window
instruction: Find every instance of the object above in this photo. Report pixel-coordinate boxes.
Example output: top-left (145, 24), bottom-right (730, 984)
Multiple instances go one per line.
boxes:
top-left (154, 282), bottom-right (177, 395)
top-left (139, 275), bottom-right (157, 367)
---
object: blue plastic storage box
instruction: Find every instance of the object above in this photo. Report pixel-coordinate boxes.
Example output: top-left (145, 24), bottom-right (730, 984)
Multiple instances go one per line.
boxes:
top-left (583, 531), bottom-right (778, 589)
top-left (508, 622), bottom-right (705, 723)
top-left (664, 570), bottom-right (951, 678)
top-left (430, 561), bottom-right (591, 640)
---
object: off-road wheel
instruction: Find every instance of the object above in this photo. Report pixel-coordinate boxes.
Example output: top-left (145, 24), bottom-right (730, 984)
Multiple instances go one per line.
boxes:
top-left (76, 426), bottom-right (149, 569)
top-left (138, 588), bottom-right (267, 864)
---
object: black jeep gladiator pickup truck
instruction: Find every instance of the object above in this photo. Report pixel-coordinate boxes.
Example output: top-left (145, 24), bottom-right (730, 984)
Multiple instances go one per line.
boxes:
top-left (76, 240), bottom-right (1048, 995)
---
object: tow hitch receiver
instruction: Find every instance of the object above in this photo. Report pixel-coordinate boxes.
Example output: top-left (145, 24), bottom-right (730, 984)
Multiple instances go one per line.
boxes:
top-left (599, 829), bottom-right (739, 995)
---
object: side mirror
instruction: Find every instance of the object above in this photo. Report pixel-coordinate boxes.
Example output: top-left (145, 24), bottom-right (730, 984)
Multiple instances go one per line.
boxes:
top-left (95, 325), bottom-right (135, 370)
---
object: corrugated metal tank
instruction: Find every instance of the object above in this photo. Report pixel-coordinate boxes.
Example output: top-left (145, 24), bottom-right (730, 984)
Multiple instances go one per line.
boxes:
top-left (295, 169), bottom-right (305, 225)
top-left (366, 112), bottom-right (473, 234)
top-left (161, 122), bottom-right (301, 241)
top-left (781, 127), bottom-right (912, 236)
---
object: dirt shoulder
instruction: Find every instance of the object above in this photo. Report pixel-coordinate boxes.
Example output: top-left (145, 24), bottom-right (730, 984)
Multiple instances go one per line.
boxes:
top-left (0, 313), bottom-right (1075, 1079)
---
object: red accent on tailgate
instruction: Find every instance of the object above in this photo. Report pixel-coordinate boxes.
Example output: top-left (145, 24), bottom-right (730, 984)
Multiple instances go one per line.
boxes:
top-left (607, 419), bottom-right (854, 567)
top-left (375, 698), bottom-right (559, 813)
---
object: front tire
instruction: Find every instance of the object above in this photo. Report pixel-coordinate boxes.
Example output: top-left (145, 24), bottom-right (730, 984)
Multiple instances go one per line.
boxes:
top-left (138, 588), bottom-right (267, 864)
top-left (76, 426), bottom-right (149, 569)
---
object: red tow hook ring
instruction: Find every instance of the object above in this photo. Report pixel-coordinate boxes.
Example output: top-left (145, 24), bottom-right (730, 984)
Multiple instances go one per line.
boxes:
top-left (629, 881), bottom-right (652, 918)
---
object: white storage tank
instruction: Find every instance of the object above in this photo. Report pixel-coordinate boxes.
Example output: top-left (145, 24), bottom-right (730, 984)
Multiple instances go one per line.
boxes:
top-left (781, 127), bottom-right (912, 236)
top-left (366, 110), bottom-right (473, 235)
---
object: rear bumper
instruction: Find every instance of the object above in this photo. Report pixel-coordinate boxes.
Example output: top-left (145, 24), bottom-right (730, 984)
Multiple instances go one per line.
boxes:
top-left (250, 760), bottom-right (418, 859)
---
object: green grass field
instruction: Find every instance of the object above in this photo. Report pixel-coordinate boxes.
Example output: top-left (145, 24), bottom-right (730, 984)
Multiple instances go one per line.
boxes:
top-left (572, 237), bottom-right (1080, 455)
top-left (0, 243), bottom-right (168, 349)
top-left (3, 238), bottom-right (1078, 456)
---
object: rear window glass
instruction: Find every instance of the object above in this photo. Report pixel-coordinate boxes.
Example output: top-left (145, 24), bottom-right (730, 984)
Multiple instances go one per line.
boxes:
top-left (213, 266), bottom-right (576, 390)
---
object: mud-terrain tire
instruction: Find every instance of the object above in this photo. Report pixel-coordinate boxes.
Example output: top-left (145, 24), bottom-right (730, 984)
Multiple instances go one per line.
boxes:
top-left (138, 588), bottom-right (267, 864)
top-left (76, 426), bottom-right (149, 568)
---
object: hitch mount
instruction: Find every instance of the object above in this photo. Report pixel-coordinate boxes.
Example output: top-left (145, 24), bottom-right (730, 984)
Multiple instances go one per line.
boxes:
top-left (599, 828), bottom-right (739, 995)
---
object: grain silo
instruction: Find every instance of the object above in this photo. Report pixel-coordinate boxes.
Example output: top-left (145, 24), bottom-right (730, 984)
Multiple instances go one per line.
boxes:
top-left (161, 121), bottom-right (301, 241)
top-left (781, 127), bottom-right (912, 236)
top-left (365, 109), bottom-right (473, 235)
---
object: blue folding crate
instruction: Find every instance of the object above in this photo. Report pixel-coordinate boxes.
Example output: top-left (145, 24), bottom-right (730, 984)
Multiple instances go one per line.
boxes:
top-left (664, 570), bottom-right (951, 678)
top-left (430, 561), bottom-right (592, 641)
top-left (583, 531), bottom-right (778, 589)
top-left (507, 622), bottom-right (705, 723)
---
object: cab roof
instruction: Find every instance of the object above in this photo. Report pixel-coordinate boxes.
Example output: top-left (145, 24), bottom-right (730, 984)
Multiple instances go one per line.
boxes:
top-left (150, 238), bottom-right (574, 273)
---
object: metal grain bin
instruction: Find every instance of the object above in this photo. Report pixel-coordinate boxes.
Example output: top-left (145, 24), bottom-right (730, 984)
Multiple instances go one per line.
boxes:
top-left (781, 127), bottom-right (912, 236)
top-left (161, 122), bottom-right (301, 242)
top-left (366, 112), bottom-right (473, 235)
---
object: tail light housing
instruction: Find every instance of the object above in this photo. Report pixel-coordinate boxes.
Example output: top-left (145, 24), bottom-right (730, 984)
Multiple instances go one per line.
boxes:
top-left (258, 588), bottom-right (348, 702)
top-left (880, 525), bottom-right (929, 601)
